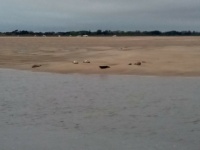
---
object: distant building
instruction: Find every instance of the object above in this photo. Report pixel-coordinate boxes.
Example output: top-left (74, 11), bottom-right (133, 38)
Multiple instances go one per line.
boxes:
top-left (82, 35), bottom-right (88, 37)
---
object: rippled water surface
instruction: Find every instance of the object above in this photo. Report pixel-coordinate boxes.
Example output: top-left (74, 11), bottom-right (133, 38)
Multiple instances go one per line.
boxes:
top-left (0, 69), bottom-right (200, 150)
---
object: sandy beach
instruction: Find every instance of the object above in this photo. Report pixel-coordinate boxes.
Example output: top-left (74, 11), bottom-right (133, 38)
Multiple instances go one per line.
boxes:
top-left (0, 36), bottom-right (200, 76)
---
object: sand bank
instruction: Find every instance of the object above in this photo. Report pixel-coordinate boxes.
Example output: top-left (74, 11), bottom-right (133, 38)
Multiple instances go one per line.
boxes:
top-left (0, 36), bottom-right (200, 76)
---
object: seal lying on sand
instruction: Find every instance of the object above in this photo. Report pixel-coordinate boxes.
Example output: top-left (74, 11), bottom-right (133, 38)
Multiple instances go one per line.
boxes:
top-left (134, 62), bottom-right (141, 66)
top-left (99, 66), bottom-right (110, 69)
top-left (73, 60), bottom-right (79, 64)
top-left (32, 64), bottom-right (42, 68)
top-left (83, 60), bottom-right (90, 63)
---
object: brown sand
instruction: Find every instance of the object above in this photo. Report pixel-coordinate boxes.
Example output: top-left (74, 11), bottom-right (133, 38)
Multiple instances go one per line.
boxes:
top-left (0, 36), bottom-right (200, 76)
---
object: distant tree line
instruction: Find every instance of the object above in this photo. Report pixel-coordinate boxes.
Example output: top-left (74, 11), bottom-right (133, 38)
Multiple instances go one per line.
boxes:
top-left (0, 30), bottom-right (200, 36)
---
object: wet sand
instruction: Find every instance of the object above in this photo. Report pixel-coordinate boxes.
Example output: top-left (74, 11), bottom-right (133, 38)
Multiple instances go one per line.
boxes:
top-left (0, 36), bottom-right (200, 76)
top-left (0, 69), bottom-right (200, 150)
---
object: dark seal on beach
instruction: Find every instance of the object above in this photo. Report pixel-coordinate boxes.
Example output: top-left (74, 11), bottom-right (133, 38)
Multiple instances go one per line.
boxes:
top-left (134, 62), bottom-right (141, 66)
top-left (99, 66), bottom-right (110, 69)
top-left (32, 64), bottom-right (42, 68)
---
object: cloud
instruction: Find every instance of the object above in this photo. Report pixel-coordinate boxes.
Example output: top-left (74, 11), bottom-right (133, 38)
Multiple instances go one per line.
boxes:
top-left (0, 0), bottom-right (200, 31)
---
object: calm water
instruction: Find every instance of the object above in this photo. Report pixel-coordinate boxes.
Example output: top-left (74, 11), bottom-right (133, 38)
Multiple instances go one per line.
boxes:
top-left (0, 69), bottom-right (200, 150)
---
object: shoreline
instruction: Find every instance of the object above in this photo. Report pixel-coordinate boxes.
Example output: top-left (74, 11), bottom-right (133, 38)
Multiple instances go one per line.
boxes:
top-left (1, 66), bottom-right (200, 77)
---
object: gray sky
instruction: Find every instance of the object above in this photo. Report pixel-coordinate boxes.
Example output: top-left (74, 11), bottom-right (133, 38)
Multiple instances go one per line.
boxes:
top-left (0, 0), bottom-right (200, 32)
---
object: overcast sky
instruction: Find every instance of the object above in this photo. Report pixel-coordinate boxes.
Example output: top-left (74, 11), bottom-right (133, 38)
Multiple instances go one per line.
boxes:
top-left (0, 0), bottom-right (200, 32)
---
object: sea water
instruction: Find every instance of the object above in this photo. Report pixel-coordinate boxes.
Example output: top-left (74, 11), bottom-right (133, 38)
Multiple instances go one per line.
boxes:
top-left (0, 69), bottom-right (200, 150)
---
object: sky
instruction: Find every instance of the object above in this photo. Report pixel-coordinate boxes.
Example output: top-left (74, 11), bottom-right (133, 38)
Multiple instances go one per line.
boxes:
top-left (0, 0), bottom-right (200, 32)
